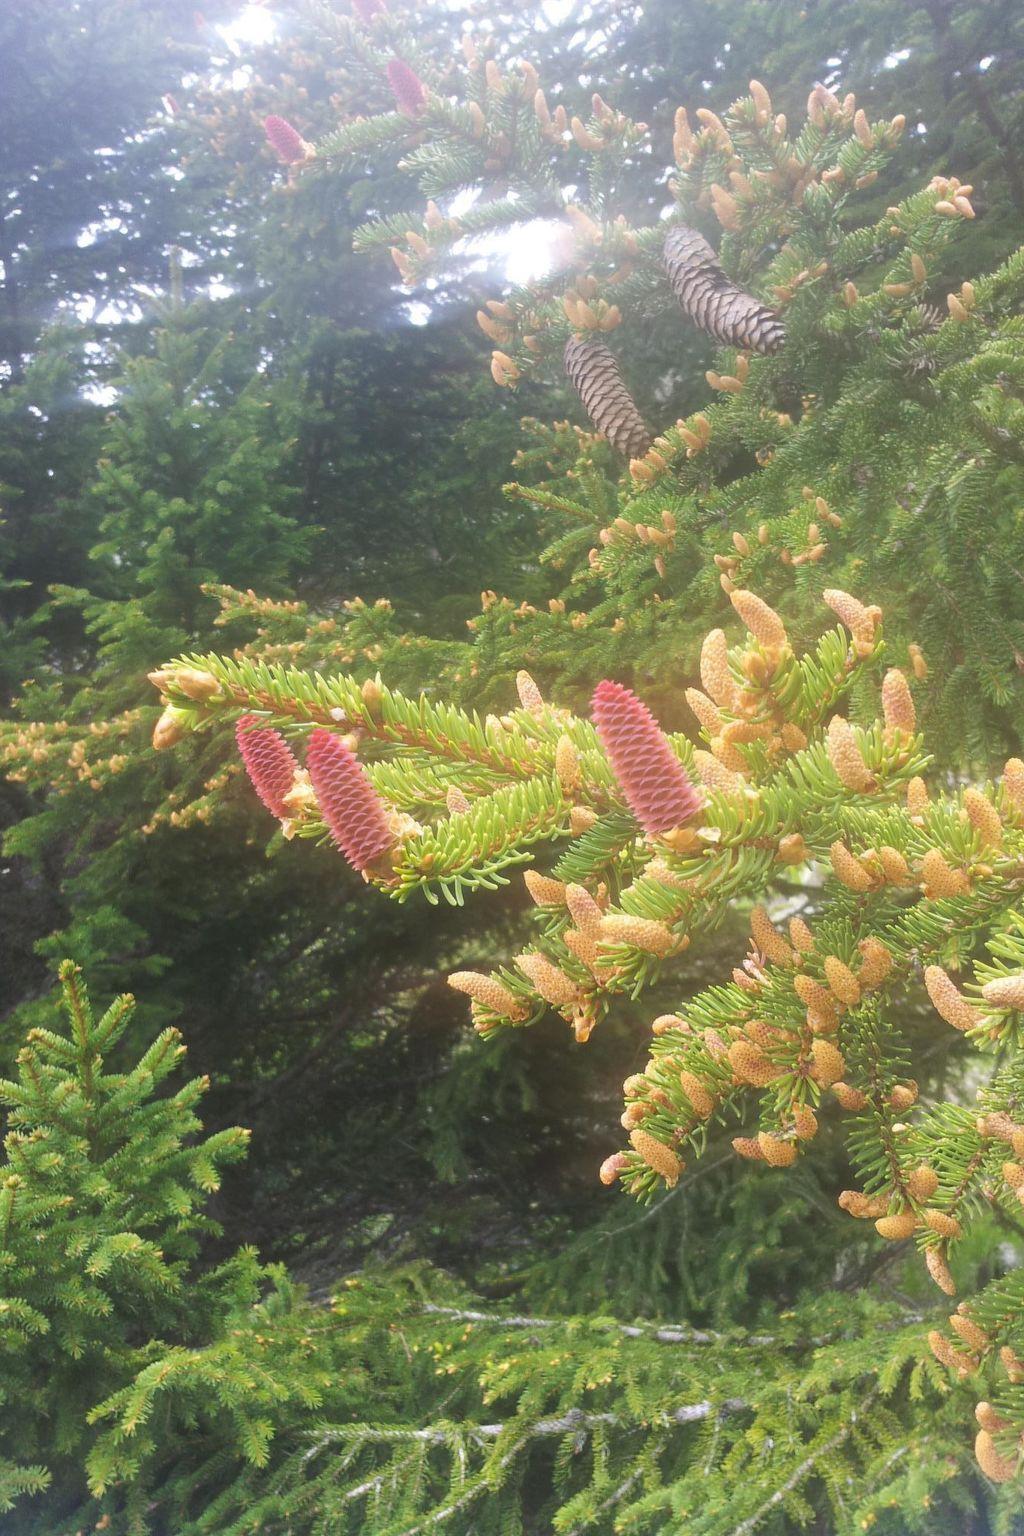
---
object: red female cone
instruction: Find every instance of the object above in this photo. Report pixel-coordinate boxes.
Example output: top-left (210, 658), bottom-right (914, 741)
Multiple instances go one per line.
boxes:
top-left (591, 680), bottom-right (702, 834)
top-left (387, 59), bottom-right (427, 117)
top-left (263, 115), bottom-right (307, 165)
top-left (236, 716), bottom-right (299, 819)
top-left (306, 728), bottom-right (393, 872)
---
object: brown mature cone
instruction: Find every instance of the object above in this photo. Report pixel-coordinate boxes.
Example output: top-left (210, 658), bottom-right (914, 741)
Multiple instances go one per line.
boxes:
top-left (662, 225), bottom-right (785, 354)
top-left (563, 336), bottom-right (652, 457)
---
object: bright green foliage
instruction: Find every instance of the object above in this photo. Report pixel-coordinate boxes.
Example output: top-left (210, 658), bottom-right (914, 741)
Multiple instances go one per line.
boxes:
top-left (156, 494), bottom-right (1024, 1495)
top-left (145, 1263), bottom-right (970, 1536)
top-left (0, 962), bottom-right (250, 1520)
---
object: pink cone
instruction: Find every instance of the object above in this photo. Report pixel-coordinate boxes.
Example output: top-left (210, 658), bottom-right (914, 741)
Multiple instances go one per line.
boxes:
top-left (387, 58), bottom-right (427, 117)
top-left (264, 115), bottom-right (306, 164)
top-left (236, 716), bottom-right (299, 819)
top-left (306, 729), bottom-right (393, 872)
top-left (591, 680), bottom-right (702, 834)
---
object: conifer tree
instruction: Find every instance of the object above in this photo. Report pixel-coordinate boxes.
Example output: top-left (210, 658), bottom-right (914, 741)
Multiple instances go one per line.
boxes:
top-left (278, 22), bottom-right (1024, 756)
top-left (141, 27), bottom-right (1024, 1501)
top-left (6, 8), bottom-right (1024, 1530)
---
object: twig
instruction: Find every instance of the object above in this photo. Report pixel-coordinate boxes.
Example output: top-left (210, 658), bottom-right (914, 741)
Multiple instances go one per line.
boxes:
top-left (726, 1389), bottom-right (879, 1536)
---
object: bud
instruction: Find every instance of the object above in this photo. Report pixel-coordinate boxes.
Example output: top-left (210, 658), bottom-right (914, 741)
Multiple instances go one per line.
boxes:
top-left (979, 1112), bottom-right (1024, 1144)
top-left (921, 1204), bottom-right (964, 1241)
top-left (839, 1190), bottom-right (889, 1219)
top-left (1004, 1162), bottom-right (1024, 1190)
top-left (878, 845), bottom-right (910, 883)
top-left (929, 1330), bottom-right (973, 1376)
top-left (758, 1132), bottom-right (797, 1166)
top-left (516, 951), bottom-right (579, 1007)
top-left (853, 107), bottom-right (872, 145)
top-left (599, 1152), bottom-right (630, 1186)
top-left (516, 669), bottom-right (544, 715)
top-left (729, 588), bottom-right (788, 654)
top-left (791, 1101), bottom-right (818, 1140)
top-left (490, 351), bottom-right (520, 386)
top-left (172, 666), bottom-right (221, 702)
top-left (570, 806), bottom-right (597, 836)
top-left (881, 669), bottom-right (915, 736)
top-left (387, 58), bottom-right (427, 117)
top-left (591, 680), bottom-right (703, 834)
top-left (821, 587), bottom-right (877, 656)
top-left (875, 1209), bottom-right (917, 1240)
top-left (306, 728), bottom-right (393, 872)
top-left (857, 936), bottom-right (893, 988)
top-left (777, 832), bottom-right (808, 865)
top-left (699, 628), bottom-right (736, 708)
top-left (749, 78), bottom-right (772, 121)
top-left (794, 972), bottom-right (836, 1016)
top-left (599, 913), bottom-right (676, 957)
top-left (824, 955), bottom-right (861, 1007)
top-left (679, 1069), bottom-right (715, 1119)
top-left (553, 733), bottom-right (581, 794)
top-left (809, 1038), bottom-right (845, 1086)
top-left (890, 1082), bottom-right (917, 1111)
top-left (964, 787), bottom-right (1003, 848)
top-left (924, 966), bottom-right (979, 1031)
top-left (975, 1430), bottom-right (1017, 1482)
top-left (446, 785), bottom-right (471, 815)
top-left (263, 115), bottom-right (309, 165)
top-left (981, 974), bottom-right (1024, 1010)
top-left (925, 1247), bottom-right (956, 1295)
top-left (477, 309), bottom-right (511, 343)
top-left (920, 847), bottom-right (970, 899)
top-left (906, 1164), bottom-right (939, 1201)
top-left (685, 688), bottom-right (722, 735)
top-left (448, 971), bottom-right (525, 1019)
top-left (523, 870), bottom-right (566, 906)
top-left (1003, 758), bottom-right (1024, 813)
top-left (565, 883), bottom-right (603, 933)
top-left (728, 1038), bottom-right (782, 1086)
top-left (235, 716), bottom-right (299, 818)
top-left (832, 1082), bottom-right (868, 1111)
top-left (1001, 1346), bottom-right (1024, 1383)
top-left (152, 705), bottom-right (188, 751)
top-left (732, 1136), bottom-right (765, 1161)
top-left (789, 916), bottom-right (815, 954)
top-left (905, 642), bottom-right (928, 681)
top-left (629, 1127), bottom-right (683, 1185)
top-left (750, 905), bottom-right (795, 966)
top-left (950, 1312), bottom-right (989, 1352)
top-left (827, 715), bottom-right (873, 793)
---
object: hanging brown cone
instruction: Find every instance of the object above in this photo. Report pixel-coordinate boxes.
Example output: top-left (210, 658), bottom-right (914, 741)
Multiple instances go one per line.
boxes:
top-left (563, 336), bottom-right (652, 458)
top-left (662, 225), bottom-right (785, 354)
